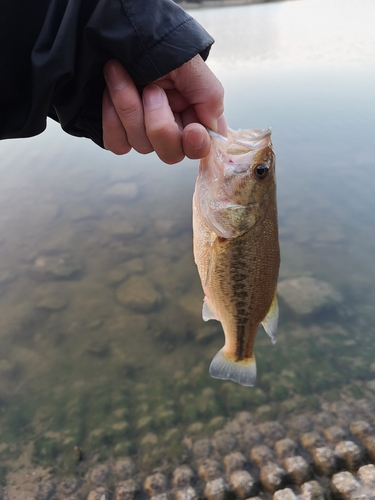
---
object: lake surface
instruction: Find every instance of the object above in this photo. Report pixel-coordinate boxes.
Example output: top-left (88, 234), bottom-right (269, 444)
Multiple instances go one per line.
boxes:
top-left (1, 0), bottom-right (375, 497)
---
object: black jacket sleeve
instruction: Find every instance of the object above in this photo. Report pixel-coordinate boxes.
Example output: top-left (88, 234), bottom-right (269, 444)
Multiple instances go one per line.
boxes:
top-left (0, 0), bottom-right (214, 147)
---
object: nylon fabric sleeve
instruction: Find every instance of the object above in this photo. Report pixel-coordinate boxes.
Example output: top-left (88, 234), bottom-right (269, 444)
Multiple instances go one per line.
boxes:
top-left (0, 0), bottom-right (214, 147)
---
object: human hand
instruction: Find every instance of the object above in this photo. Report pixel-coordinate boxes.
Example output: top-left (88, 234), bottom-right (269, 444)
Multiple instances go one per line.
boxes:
top-left (102, 55), bottom-right (226, 163)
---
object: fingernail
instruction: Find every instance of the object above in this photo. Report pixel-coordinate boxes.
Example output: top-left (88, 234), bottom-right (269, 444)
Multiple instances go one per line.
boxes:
top-left (143, 85), bottom-right (163, 110)
top-left (104, 62), bottom-right (128, 90)
top-left (186, 128), bottom-right (205, 150)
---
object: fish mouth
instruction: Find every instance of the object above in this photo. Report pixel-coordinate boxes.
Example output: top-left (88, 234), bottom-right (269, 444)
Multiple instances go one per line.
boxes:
top-left (207, 127), bottom-right (272, 153)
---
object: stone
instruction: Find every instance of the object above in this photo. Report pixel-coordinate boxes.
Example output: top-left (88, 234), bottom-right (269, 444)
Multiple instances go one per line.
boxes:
top-left (36, 296), bottom-right (68, 311)
top-left (312, 447), bottom-right (337, 476)
top-left (144, 473), bottom-right (167, 495)
top-left (259, 421), bottom-right (286, 444)
top-left (115, 458), bottom-right (136, 480)
top-left (366, 380), bottom-right (375, 392)
top-left (59, 477), bottom-right (80, 495)
top-left (288, 415), bottom-right (313, 434)
top-left (32, 255), bottom-right (82, 280)
top-left (300, 480), bottom-right (325, 500)
top-left (324, 426), bottom-right (347, 444)
top-left (204, 478), bottom-right (229, 500)
top-left (223, 452), bottom-right (247, 474)
top-left (87, 488), bottom-right (108, 500)
top-left (90, 464), bottom-right (112, 486)
top-left (229, 470), bottom-right (255, 499)
top-left (213, 430), bottom-right (237, 454)
top-left (335, 441), bottom-right (362, 471)
top-left (275, 438), bottom-right (298, 459)
top-left (350, 420), bottom-right (374, 440)
top-left (260, 463), bottom-right (286, 493)
top-left (250, 445), bottom-right (275, 467)
top-left (172, 466), bottom-right (195, 488)
top-left (198, 460), bottom-right (222, 481)
top-left (300, 432), bottom-right (325, 451)
top-left (116, 276), bottom-right (162, 312)
top-left (115, 480), bottom-right (140, 500)
top-left (278, 276), bottom-right (342, 315)
top-left (105, 182), bottom-right (139, 200)
top-left (362, 435), bottom-right (375, 461)
top-left (36, 479), bottom-right (56, 500)
top-left (273, 488), bottom-right (298, 500)
top-left (243, 425), bottom-right (263, 447)
top-left (283, 456), bottom-right (311, 485)
top-left (235, 411), bottom-right (253, 426)
top-left (193, 438), bottom-right (213, 460)
top-left (357, 464), bottom-right (375, 487)
top-left (331, 471), bottom-right (360, 499)
top-left (175, 487), bottom-right (198, 500)
top-left (109, 220), bottom-right (140, 240)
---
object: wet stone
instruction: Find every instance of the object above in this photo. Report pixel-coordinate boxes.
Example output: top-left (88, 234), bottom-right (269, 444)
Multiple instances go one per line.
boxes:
top-left (313, 411), bottom-right (335, 429)
top-left (288, 415), bottom-right (313, 434)
top-left (150, 494), bottom-right (169, 500)
top-left (193, 438), bottom-right (213, 460)
top-left (273, 488), bottom-right (298, 500)
top-left (198, 460), bottom-right (222, 481)
top-left (213, 430), bottom-right (237, 454)
top-left (312, 446), bottom-right (338, 476)
top-left (32, 255), bottom-right (82, 280)
top-left (229, 470), bottom-right (255, 499)
top-left (283, 456), bottom-right (311, 485)
top-left (362, 435), bottom-right (375, 461)
top-left (172, 466), bottom-right (195, 488)
top-left (144, 473), bottom-right (167, 495)
top-left (115, 458), bottom-right (136, 480)
top-left (275, 438), bottom-right (298, 460)
top-left (259, 421), bottom-right (286, 444)
top-left (116, 276), bottom-right (162, 312)
top-left (235, 411), bottom-right (253, 426)
top-left (350, 420), bottom-right (374, 440)
top-left (204, 477), bottom-right (229, 500)
top-left (175, 487), bottom-right (198, 500)
top-left (243, 425), bottom-right (263, 447)
top-left (87, 488), bottom-right (108, 500)
top-left (324, 426), bottom-right (347, 444)
top-left (36, 295), bottom-right (68, 311)
top-left (300, 432), bottom-right (325, 451)
top-left (36, 479), bottom-right (56, 500)
top-left (115, 480), bottom-right (140, 500)
top-left (59, 477), bottom-right (80, 495)
top-left (251, 444), bottom-right (276, 467)
top-left (300, 480), bottom-right (325, 500)
top-left (223, 451), bottom-right (247, 474)
top-left (90, 463), bottom-right (112, 486)
top-left (331, 471), bottom-right (361, 499)
top-left (335, 441), bottom-right (362, 471)
top-left (357, 464), bottom-right (375, 487)
top-left (260, 463), bottom-right (286, 493)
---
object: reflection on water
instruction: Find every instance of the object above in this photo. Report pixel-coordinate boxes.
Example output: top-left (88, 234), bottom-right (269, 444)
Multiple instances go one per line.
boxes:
top-left (1, 0), bottom-right (375, 497)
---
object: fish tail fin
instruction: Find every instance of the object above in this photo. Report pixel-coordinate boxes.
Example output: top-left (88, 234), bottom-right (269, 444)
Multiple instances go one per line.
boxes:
top-left (209, 349), bottom-right (256, 387)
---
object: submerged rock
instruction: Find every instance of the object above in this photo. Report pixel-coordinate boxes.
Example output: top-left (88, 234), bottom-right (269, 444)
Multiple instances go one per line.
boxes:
top-left (331, 471), bottom-right (361, 499)
top-left (104, 182), bottom-right (139, 200)
top-left (32, 255), bottom-right (82, 280)
top-left (277, 276), bottom-right (343, 315)
top-left (300, 480), bottom-right (325, 500)
top-left (273, 488), bottom-right (298, 500)
top-left (116, 276), bottom-right (162, 312)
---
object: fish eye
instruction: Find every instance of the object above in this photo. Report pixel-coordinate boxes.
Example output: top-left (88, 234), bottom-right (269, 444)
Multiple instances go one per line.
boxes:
top-left (254, 163), bottom-right (269, 180)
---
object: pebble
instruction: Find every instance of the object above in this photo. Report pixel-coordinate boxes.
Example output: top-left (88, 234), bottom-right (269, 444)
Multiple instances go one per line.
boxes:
top-left (213, 430), bottom-right (237, 454)
top-left (312, 446), bottom-right (338, 476)
top-left (115, 458), bottom-right (136, 480)
top-left (59, 477), bottom-right (80, 495)
top-left (90, 464), bottom-right (112, 486)
top-left (350, 420), bottom-right (374, 440)
top-left (204, 478), bottom-right (229, 500)
top-left (362, 435), bottom-right (375, 461)
top-left (115, 480), bottom-right (140, 500)
top-left (283, 456), bottom-right (311, 484)
top-left (275, 438), bottom-right (298, 459)
top-left (174, 487), bottom-right (198, 500)
top-left (250, 444), bottom-right (276, 466)
top-left (300, 480), bottom-right (325, 500)
top-left (357, 464), bottom-right (375, 487)
top-left (87, 488), bottom-right (108, 500)
top-left (335, 441), bottom-right (362, 471)
top-left (288, 415), bottom-right (313, 434)
top-left (36, 296), bottom-right (68, 311)
top-left (324, 426), bottom-right (347, 444)
top-left (144, 473), bottom-right (167, 495)
top-left (172, 466), bottom-right (195, 488)
top-left (35, 479), bottom-right (56, 500)
top-left (193, 438), bottom-right (213, 459)
top-left (198, 459), bottom-right (222, 481)
top-left (235, 411), bottom-right (254, 426)
top-left (273, 488), bottom-right (298, 500)
top-left (229, 470), bottom-right (255, 499)
top-left (260, 463), bottom-right (286, 493)
top-left (243, 425), bottom-right (263, 447)
top-left (259, 421), bottom-right (286, 444)
top-left (223, 451), bottom-right (247, 474)
top-left (104, 182), bottom-right (139, 200)
top-left (32, 255), bottom-right (82, 280)
top-left (331, 471), bottom-right (361, 499)
top-left (300, 432), bottom-right (325, 451)
top-left (116, 276), bottom-right (162, 312)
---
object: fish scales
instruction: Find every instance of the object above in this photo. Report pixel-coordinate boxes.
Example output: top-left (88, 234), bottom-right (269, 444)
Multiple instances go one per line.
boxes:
top-left (192, 127), bottom-right (280, 387)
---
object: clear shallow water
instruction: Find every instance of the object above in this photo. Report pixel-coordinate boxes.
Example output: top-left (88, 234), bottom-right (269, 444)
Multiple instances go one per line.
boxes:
top-left (0, 0), bottom-right (375, 491)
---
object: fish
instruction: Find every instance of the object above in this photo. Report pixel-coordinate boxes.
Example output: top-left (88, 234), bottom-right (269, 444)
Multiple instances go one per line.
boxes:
top-left (192, 127), bottom-right (280, 387)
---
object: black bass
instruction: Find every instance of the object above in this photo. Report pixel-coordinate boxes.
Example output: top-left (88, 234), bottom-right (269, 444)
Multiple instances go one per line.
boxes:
top-left (192, 128), bottom-right (280, 386)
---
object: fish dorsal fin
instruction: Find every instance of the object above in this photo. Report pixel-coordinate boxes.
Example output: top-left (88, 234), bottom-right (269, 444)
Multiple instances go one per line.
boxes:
top-left (261, 292), bottom-right (279, 344)
top-left (202, 298), bottom-right (217, 321)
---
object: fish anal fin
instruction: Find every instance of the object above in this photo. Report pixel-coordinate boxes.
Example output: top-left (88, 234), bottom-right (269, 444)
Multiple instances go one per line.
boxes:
top-left (209, 349), bottom-right (256, 387)
top-left (202, 298), bottom-right (217, 322)
top-left (261, 292), bottom-right (279, 344)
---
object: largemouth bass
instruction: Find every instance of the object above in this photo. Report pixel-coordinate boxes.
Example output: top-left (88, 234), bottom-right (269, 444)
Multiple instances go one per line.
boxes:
top-left (192, 127), bottom-right (279, 387)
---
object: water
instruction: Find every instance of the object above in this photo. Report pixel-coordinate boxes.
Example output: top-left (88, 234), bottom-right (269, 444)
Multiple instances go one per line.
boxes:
top-left (1, 0), bottom-right (375, 496)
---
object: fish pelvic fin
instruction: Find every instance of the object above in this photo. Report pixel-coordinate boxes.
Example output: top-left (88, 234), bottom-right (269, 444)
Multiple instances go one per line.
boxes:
top-left (202, 298), bottom-right (217, 321)
top-left (261, 292), bottom-right (279, 344)
top-left (209, 349), bottom-right (256, 387)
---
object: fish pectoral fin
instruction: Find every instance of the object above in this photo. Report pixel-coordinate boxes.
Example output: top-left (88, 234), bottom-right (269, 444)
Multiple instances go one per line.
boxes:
top-left (209, 349), bottom-right (257, 387)
top-left (261, 292), bottom-right (279, 344)
top-left (202, 298), bottom-right (217, 321)
top-left (204, 240), bottom-right (218, 287)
